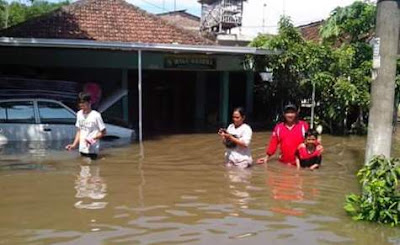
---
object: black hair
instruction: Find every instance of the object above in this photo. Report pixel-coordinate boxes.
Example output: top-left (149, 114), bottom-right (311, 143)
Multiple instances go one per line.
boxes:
top-left (305, 129), bottom-right (319, 138)
top-left (233, 107), bottom-right (246, 118)
top-left (283, 104), bottom-right (298, 113)
top-left (78, 92), bottom-right (91, 103)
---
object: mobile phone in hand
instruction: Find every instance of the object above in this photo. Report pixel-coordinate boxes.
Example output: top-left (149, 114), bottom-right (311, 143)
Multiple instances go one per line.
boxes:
top-left (218, 128), bottom-right (227, 134)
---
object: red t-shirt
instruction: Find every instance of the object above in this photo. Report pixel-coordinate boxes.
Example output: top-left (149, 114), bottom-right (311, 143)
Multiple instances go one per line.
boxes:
top-left (266, 120), bottom-right (309, 165)
top-left (296, 143), bottom-right (322, 160)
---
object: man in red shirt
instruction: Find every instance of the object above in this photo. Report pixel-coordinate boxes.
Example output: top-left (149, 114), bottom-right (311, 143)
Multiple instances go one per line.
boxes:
top-left (257, 104), bottom-right (309, 166)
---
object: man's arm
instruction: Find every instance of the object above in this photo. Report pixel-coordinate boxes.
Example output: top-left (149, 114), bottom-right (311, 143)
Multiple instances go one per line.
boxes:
top-left (94, 129), bottom-right (106, 140)
top-left (66, 128), bottom-right (80, 151)
top-left (256, 126), bottom-right (280, 164)
top-left (265, 126), bottom-right (280, 161)
top-left (95, 113), bottom-right (107, 140)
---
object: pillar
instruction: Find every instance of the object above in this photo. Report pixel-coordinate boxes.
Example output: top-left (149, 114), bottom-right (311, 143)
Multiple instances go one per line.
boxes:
top-left (219, 71), bottom-right (229, 126)
top-left (121, 69), bottom-right (129, 122)
top-left (246, 71), bottom-right (254, 118)
top-left (195, 71), bottom-right (206, 129)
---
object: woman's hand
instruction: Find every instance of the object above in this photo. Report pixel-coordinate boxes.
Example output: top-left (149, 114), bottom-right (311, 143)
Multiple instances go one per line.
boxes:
top-left (316, 145), bottom-right (324, 153)
top-left (223, 134), bottom-right (232, 140)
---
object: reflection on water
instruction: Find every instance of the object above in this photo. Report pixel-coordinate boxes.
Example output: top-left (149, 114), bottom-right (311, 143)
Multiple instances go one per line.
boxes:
top-left (226, 168), bottom-right (252, 211)
top-left (266, 164), bottom-right (319, 217)
top-left (74, 164), bottom-right (108, 210)
top-left (0, 132), bottom-right (400, 244)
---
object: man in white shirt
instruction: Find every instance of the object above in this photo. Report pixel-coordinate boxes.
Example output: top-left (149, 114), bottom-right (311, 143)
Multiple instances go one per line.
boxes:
top-left (66, 93), bottom-right (106, 160)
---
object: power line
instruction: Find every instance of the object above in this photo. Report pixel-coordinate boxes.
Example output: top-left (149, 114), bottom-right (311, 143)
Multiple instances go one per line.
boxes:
top-left (238, 25), bottom-right (278, 28)
top-left (133, 0), bottom-right (168, 11)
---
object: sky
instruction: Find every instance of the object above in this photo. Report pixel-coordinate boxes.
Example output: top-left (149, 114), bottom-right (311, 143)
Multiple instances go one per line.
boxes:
top-left (126, 0), bottom-right (365, 37)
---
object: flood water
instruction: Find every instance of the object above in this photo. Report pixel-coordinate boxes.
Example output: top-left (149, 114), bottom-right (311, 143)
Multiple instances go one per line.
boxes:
top-left (1, 131), bottom-right (400, 245)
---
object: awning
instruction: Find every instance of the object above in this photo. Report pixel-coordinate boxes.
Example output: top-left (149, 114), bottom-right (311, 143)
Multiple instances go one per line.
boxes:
top-left (0, 37), bottom-right (278, 55)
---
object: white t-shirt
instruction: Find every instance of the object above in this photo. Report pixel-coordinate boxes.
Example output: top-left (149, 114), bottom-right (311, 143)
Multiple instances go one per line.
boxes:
top-left (225, 123), bottom-right (253, 167)
top-left (75, 110), bottom-right (106, 154)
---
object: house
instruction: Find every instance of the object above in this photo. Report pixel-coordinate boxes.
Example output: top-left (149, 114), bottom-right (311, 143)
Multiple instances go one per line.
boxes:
top-left (157, 10), bottom-right (201, 33)
top-left (0, 0), bottom-right (275, 138)
top-left (298, 20), bottom-right (324, 43)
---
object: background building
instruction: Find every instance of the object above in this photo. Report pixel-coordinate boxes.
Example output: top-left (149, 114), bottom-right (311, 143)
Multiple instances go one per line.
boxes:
top-left (0, 0), bottom-right (273, 137)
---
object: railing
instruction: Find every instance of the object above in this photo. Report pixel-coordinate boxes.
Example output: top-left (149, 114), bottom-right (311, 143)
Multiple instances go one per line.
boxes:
top-left (200, 0), bottom-right (243, 31)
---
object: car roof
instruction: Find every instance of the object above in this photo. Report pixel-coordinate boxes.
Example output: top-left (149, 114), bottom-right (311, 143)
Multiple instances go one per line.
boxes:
top-left (0, 98), bottom-right (65, 103)
top-left (0, 98), bottom-right (77, 114)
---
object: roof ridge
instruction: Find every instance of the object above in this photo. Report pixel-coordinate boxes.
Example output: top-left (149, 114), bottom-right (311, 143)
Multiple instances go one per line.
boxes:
top-left (297, 20), bottom-right (325, 29)
top-left (157, 9), bottom-right (188, 15)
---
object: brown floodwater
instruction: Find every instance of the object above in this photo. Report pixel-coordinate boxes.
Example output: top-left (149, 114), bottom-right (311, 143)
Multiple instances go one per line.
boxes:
top-left (1, 131), bottom-right (400, 245)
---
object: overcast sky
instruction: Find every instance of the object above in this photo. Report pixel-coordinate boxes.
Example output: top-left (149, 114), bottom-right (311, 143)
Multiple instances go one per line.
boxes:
top-left (127, 0), bottom-right (370, 37)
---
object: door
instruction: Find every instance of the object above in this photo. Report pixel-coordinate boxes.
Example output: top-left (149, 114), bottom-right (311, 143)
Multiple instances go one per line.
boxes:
top-left (0, 100), bottom-right (38, 141)
top-left (36, 100), bottom-right (76, 141)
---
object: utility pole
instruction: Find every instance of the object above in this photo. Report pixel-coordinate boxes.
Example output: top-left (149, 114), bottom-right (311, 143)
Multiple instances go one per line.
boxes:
top-left (5, 4), bottom-right (9, 29)
top-left (365, 0), bottom-right (400, 161)
top-left (262, 3), bottom-right (267, 33)
top-left (283, 0), bottom-right (286, 16)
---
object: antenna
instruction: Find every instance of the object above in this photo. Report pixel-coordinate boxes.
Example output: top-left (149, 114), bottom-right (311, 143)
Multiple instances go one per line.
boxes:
top-left (283, 0), bottom-right (286, 16)
top-left (262, 3), bottom-right (267, 33)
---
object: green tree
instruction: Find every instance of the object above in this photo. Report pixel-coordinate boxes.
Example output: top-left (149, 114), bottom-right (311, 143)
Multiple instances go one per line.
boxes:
top-left (250, 12), bottom-right (373, 134)
top-left (0, 0), bottom-right (69, 30)
top-left (319, 1), bottom-right (376, 133)
top-left (0, 0), bottom-right (8, 29)
top-left (250, 16), bottom-right (307, 120)
top-left (320, 1), bottom-right (376, 44)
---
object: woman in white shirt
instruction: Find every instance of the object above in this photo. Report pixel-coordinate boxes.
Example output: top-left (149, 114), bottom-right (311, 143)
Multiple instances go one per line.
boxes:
top-left (218, 107), bottom-right (253, 168)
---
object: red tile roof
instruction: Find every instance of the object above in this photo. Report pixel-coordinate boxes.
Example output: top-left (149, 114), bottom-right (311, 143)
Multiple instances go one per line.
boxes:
top-left (157, 10), bottom-right (200, 32)
top-left (0, 0), bottom-right (213, 45)
top-left (298, 20), bottom-right (324, 43)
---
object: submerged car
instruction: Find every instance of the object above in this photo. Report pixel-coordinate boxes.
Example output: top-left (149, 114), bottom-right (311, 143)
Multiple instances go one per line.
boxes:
top-left (0, 98), bottom-right (135, 143)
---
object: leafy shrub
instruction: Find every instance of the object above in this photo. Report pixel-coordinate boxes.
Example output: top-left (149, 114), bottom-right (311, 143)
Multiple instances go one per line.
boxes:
top-left (345, 156), bottom-right (400, 226)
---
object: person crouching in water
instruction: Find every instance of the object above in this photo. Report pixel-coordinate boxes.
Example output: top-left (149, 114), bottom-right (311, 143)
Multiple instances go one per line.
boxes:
top-left (66, 92), bottom-right (106, 160)
top-left (295, 129), bottom-right (323, 170)
top-left (218, 107), bottom-right (253, 169)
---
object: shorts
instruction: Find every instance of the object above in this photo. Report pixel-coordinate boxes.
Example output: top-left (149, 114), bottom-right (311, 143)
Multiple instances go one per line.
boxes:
top-left (300, 156), bottom-right (322, 168)
top-left (80, 152), bottom-right (98, 160)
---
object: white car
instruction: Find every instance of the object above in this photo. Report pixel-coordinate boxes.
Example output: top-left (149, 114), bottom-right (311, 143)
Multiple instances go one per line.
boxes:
top-left (0, 98), bottom-right (135, 143)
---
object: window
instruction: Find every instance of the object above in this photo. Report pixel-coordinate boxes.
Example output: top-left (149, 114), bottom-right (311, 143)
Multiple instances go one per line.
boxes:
top-left (38, 101), bottom-right (76, 124)
top-left (0, 101), bottom-right (36, 123)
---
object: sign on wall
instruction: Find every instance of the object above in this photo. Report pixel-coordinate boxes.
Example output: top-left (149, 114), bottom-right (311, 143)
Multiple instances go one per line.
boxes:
top-left (164, 55), bottom-right (216, 69)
